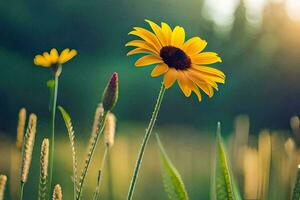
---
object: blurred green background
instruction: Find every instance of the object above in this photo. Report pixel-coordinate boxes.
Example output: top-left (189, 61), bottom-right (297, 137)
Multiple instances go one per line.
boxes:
top-left (1, 0), bottom-right (300, 134)
top-left (1, 0), bottom-right (300, 199)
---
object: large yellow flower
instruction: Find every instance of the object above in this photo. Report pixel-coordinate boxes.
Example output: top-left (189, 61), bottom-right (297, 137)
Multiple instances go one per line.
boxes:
top-left (126, 20), bottom-right (225, 101)
top-left (34, 48), bottom-right (77, 67)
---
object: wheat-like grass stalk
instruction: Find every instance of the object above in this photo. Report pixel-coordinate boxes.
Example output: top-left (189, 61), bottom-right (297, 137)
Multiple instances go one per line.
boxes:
top-left (52, 184), bottom-right (62, 200)
top-left (104, 112), bottom-right (116, 148)
top-left (243, 147), bottom-right (259, 200)
top-left (38, 138), bottom-right (49, 200)
top-left (20, 113), bottom-right (37, 200)
top-left (20, 113), bottom-right (37, 183)
top-left (0, 175), bottom-right (7, 200)
top-left (92, 112), bottom-right (117, 200)
top-left (57, 106), bottom-right (78, 200)
top-left (16, 108), bottom-right (27, 150)
top-left (87, 104), bottom-right (104, 152)
top-left (284, 138), bottom-right (298, 198)
top-left (258, 130), bottom-right (271, 200)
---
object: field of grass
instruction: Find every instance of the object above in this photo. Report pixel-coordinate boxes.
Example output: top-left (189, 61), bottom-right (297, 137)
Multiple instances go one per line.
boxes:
top-left (1, 115), bottom-right (300, 199)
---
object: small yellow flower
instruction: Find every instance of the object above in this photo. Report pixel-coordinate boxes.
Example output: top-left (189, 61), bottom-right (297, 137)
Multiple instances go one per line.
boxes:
top-left (126, 20), bottom-right (225, 101)
top-left (34, 48), bottom-right (77, 67)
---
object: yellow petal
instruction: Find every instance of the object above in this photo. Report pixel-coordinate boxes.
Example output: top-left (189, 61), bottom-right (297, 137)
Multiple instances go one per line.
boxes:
top-left (34, 55), bottom-right (51, 67)
top-left (57, 48), bottom-right (69, 63)
top-left (191, 52), bottom-right (222, 65)
top-left (161, 22), bottom-right (172, 45)
top-left (192, 65), bottom-right (225, 78)
top-left (59, 49), bottom-right (77, 64)
top-left (191, 67), bottom-right (224, 84)
top-left (127, 48), bottom-right (149, 56)
top-left (151, 63), bottom-right (169, 77)
top-left (203, 74), bottom-right (224, 84)
top-left (183, 37), bottom-right (207, 56)
top-left (130, 27), bottom-right (161, 52)
top-left (50, 48), bottom-right (59, 63)
top-left (145, 19), bottom-right (167, 46)
top-left (163, 68), bottom-right (178, 88)
top-left (185, 70), bottom-right (213, 97)
top-left (177, 71), bottom-right (192, 97)
top-left (126, 40), bottom-right (158, 55)
top-left (135, 55), bottom-right (162, 67)
top-left (190, 83), bottom-right (202, 102)
top-left (187, 69), bottom-right (219, 90)
top-left (171, 26), bottom-right (185, 48)
top-left (42, 52), bottom-right (52, 64)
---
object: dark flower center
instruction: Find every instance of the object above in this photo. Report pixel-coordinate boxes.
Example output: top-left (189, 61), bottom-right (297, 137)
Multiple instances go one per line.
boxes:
top-left (160, 46), bottom-right (191, 70)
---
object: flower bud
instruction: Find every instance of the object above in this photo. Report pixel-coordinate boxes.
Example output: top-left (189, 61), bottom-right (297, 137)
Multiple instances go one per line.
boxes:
top-left (102, 72), bottom-right (118, 111)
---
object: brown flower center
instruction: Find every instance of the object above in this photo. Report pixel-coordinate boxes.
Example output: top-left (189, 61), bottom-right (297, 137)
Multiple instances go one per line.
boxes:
top-left (160, 46), bottom-right (191, 70)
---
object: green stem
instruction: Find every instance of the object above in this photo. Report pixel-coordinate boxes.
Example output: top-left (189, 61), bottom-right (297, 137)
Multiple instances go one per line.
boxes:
top-left (93, 145), bottom-right (109, 200)
top-left (107, 152), bottom-right (113, 200)
top-left (49, 73), bottom-right (59, 192)
top-left (127, 83), bottom-right (166, 200)
top-left (20, 182), bottom-right (24, 200)
top-left (76, 112), bottom-right (108, 200)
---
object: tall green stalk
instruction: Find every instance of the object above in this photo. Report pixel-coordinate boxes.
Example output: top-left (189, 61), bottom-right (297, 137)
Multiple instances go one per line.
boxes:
top-left (76, 112), bottom-right (108, 200)
top-left (106, 152), bottom-right (113, 200)
top-left (127, 83), bottom-right (166, 200)
top-left (93, 146), bottom-right (109, 200)
top-left (19, 182), bottom-right (24, 200)
top-left (49, 69), bottom-right (60, 192)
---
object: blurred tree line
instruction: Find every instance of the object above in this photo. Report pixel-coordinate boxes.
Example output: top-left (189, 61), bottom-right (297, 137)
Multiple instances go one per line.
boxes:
top-left (0, 0), bottom-right (300, 136)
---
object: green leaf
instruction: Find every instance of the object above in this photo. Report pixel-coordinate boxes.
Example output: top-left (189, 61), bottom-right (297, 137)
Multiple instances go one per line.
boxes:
top-left (292, 166), bottom-right (300, 200)
top-left (58, 106), bottom-right (78, 199)
top-left (212, 122), bottom-right (241, 200)
top-left (47, 80), bottom-right (55, 111)
top-left (156, 134), bottom-right (189, 200)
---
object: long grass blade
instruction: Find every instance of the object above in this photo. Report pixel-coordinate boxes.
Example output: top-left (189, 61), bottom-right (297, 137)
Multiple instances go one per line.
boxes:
top-left (156, 134), bottom-right (189, 200)
top-left (213, 122), bottom-right (241, 200)
top-left (58, 106), bottom-right (78, 200)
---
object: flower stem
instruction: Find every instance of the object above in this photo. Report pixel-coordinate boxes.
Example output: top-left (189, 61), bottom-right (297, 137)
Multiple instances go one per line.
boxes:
top-left (49, 73), bottom-right (59, 192)
top-left (93, 145), bottom-right (109, 200)
top-left (127, 83), bottom-right (166, 200)
top-left (19, 182), bottom-right (24, 200)
top-left (106, 152), bottom-right (113, 200)
top-left (76, 111), bottom-right (108, 200)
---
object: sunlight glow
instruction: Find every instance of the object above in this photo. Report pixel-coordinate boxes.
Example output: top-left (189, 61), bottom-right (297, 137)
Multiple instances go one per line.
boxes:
top-left (286, 0), bottom-right (300, 21)
top-left (202, 0), bottom-right (239, 26)
top-left (244, 0), bottom-right (266, 26)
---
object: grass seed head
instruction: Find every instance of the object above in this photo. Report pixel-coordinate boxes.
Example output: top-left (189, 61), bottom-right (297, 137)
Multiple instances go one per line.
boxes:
top-left (104, 112), bottom-right (116, 147)
top-left (40, 138), bottom-right (49, 179)
top-left (0, 175), bottom-right (7, 200)
top-left (52, 184), bottom-right (62, 200)
top-left (21, 113), bottom-right (37, 183)
top-left (16, 108), bottom-right (27, 150)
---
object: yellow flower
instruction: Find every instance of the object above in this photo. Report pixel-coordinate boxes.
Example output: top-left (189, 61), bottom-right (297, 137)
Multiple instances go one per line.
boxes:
top-left (34, 48), bottom-right (77, 67)
top-left (126, 20), bottom-right (225, 101)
